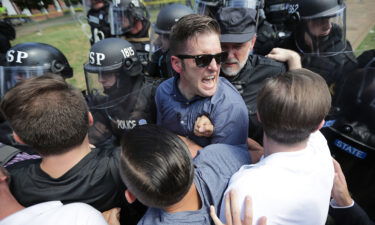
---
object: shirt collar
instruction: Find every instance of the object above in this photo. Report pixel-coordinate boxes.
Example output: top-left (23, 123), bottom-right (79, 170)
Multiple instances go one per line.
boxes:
top-left (171, 75), bottom-right (204, 103)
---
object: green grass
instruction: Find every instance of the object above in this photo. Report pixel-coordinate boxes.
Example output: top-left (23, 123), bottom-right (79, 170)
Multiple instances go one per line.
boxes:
top-left (12, 20), bottom-right (91, 89)
top-left (355, 25), bottom-right (375, 56)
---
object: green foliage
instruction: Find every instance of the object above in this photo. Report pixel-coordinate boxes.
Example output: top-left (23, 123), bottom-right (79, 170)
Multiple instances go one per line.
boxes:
top-left (355, 26), bottom-right (375, 56)
top-left (12, 19), bottom-right (91, 89)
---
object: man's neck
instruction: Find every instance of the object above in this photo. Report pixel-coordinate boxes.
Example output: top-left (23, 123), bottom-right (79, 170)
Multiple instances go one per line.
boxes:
top-left (40, 136), bottom-right (92, 178)
top-left (177, 77), bottom-right (195, 100)
top-left (0, 184), bottom-right (24, 219)
top-left (164, 183), bottom-right (202, 213)
top-left (263, 134), bottom-right (308, 157)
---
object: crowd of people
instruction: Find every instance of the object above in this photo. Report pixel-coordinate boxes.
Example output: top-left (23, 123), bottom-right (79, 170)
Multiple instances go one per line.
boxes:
top-left (0, 0), bottom-right (374, 224)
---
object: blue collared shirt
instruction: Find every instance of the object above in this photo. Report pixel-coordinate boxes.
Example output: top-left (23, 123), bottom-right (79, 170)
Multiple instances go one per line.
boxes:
top-left (156, 76), bottom-right (249, 147)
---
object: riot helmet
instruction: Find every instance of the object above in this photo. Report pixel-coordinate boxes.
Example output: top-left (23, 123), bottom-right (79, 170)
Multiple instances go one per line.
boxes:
top-left (224, 0), bottom-right (264, 28)
top-left (84, 38), bottom-right (142, 101)
top-left (154, 4), bottom-right (194, 35)
top-left (151, 4), bottom-right (194, 53)
top-left (293, 0), bottom-right (347, 56)
top-left (109, 0), bottom-right (150, 36)
top-left (0, 42), bottom-right (73, 97)
top-left (195, 0), bottom-right (224, 18)
top-left (264, 0), bottom-right (300, 25)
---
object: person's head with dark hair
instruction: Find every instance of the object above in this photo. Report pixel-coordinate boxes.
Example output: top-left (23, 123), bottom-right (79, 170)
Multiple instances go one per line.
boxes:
top-left (257, 68), bottom-right (331, 145)
top-left (119, 124), bottom-right (194, 208)
top-left (169, 14), bottom-right (227, 100)
top-left (169, 14), bottom-right (220, 56)
top-left (0, 74), bottom-right (90, 156)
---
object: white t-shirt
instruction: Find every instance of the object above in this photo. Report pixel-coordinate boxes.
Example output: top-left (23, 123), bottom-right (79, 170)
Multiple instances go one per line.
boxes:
top-left (220, 131), bottom-right (334, 225)
top-left (0, 201), bottom-right (108, 225)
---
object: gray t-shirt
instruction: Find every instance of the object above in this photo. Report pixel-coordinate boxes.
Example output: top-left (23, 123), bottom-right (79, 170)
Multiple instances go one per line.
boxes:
top-left (137, 143), bottom-right (251, 225)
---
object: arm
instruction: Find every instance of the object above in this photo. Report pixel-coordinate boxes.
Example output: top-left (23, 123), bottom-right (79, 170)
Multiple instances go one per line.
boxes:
top-left (247, 138), bottom-right (264, 164)
top-left (210, 190), bottom-right (267, 225)
top-left (102, 208), bottom-right (121, 225)
top-left (266, 48), bottom-right (301, 70)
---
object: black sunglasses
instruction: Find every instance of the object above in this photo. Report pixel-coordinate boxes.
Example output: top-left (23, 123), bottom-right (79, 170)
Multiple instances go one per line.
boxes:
top-left (177, 52), bottom-right (228, 68)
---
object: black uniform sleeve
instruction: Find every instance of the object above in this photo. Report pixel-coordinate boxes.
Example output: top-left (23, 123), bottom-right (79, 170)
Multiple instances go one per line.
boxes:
top-left (329, 202), bottom-right (375, 225)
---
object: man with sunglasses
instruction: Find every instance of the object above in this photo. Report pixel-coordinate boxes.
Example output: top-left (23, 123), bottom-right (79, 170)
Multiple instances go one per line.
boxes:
top-left (216, 7), bottom-right (301, 144)
top-left (155, 14), bottom-right (248, 147)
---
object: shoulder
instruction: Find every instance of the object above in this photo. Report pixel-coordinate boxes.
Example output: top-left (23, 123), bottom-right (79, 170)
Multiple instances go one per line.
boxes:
top-left (156, 77), bottom-right (174, 94)
top-left (7, 158), bottom-right (40, 174)
top-left (250, 54), bottom-right (286, 71)
top-left (194, 144), bottom-right (250, 174)
top-left (216, 77), bottom-right (245, 101)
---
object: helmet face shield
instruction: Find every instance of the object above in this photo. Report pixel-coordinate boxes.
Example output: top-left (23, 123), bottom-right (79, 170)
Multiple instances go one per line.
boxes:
top-left (295, 7), bottom-right (347, 56)
top-left (0, 66), bottom-right (47, 97)
top-left (85, 71), bottom-right (154, 136)
top-left (109, 5), bottom-right (134, 36)
top-left (225, 0), bottom-right (258, 9)
top-left (195, 1), bottom-right (221, 18)
top-left (150, 29), bottom-right (169, 54)
top-left (84, 69), bottom-right (121, 105)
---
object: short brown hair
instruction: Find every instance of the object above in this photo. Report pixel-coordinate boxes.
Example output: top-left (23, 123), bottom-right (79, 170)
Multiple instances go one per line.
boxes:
top-left (169, 14), bottom-right (220, 55)
top-left (0, 74), bottom-right (89, 156)
top-left (257, 69), bottom-right (331, 144)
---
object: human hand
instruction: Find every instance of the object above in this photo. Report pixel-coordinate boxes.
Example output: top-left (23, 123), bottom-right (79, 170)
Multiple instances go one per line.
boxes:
top-left (194, 115), bottom-right (214, 137)
top-left (266, 48), bottom-right (301, 70)
top-left (247, 138), bottom-right (264, 164)
top-left (210, 190), bottom-right (267, 225)
top-left (331, 158), bottom-right (353, 207)
top-left (102, 207), bottom-right (121, 225)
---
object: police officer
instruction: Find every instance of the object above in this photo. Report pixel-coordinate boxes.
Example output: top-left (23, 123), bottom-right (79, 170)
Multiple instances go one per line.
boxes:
top-left (279, 0), bottom-right (357, 93)
top-left (87, 0), bottom-right (113, 45)
top-left (216, 7), bottom-right (301, 143)
top-left (148, 3), bottom-right (194, 78)
top-left (195, 0), bottom-right (283, 56)
top-left (0, 42), bottom-right (73, 159)
top-left (84, 38), bottom-right (160, 146)
top-left (322, 53), bottom-right (375, 221)
top-left (109, 0), bottom-right (151, 68)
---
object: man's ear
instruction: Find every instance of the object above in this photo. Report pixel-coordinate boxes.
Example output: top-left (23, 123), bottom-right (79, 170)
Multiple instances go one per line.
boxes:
top-left (12, 132), bottom-right (26, 145)
top-left (316, 120), bottom-right (325, 131)
top-left (125, 190), bottom-right (137, 204)
top-left (171, 55), bottom-right (183, 74)
top-left (88, 111), bottom-right (94, 126)
top-left (250, 35), bottom-right (257, 49)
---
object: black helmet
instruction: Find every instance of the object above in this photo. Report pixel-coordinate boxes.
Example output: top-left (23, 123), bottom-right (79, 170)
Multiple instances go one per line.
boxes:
top-left (0, 42), bottom-right (73, 97)
top-left (5, 42), bottom-right (73, 78)
top-left (84, 38), bottom-right (142, 98)
top-left (84, 38), bottom-right (142, 75)
top-left (292, 0), bottom-right (347, 56)
top-left (109, 0), bottom-right (150, 36)
top-left (296, 0), bottom-right (345, 19)
top-left (154, 4), bottom-right (194, 34)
